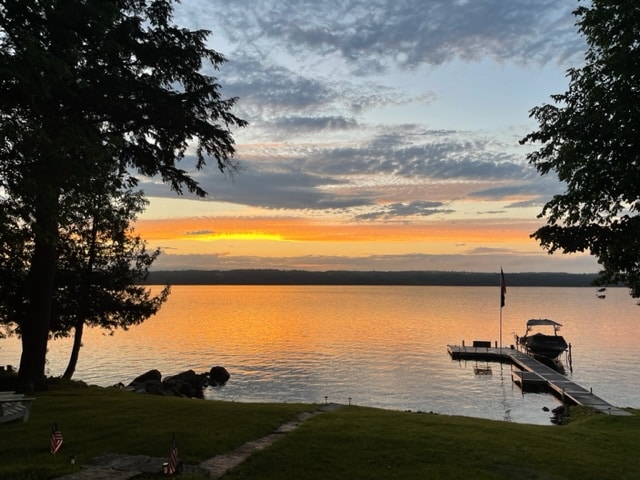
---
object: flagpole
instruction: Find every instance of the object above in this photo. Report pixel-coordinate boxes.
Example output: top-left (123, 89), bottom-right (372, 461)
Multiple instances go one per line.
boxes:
top-left (499, 268), bottom-right (506, 352)
top-left (499, 299), bottom-right (502, 351)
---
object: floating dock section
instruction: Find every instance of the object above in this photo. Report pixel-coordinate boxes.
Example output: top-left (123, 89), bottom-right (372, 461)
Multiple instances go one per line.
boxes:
top-left (447, 344), bottom-right (631, 416)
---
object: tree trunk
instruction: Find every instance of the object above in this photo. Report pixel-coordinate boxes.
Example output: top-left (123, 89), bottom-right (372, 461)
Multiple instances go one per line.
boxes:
top-left (17, 187), bottom-right (59, 393)
top-left (62, 214), bottom-right (98, 380)
top-left (17, 238), bottom-right (57, 392)
top-left (62, 320), bottom-right (84, 380)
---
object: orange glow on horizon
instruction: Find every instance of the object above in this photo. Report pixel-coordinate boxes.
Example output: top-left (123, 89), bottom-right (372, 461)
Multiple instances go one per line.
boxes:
top-left (195, 232), bottom-right (286, 242)
top-left (134, 216), bottom-right (542, 246)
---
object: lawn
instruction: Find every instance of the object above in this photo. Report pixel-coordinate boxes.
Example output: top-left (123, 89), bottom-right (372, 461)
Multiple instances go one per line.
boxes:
top-left (1, 382), bottom-right (638, 479)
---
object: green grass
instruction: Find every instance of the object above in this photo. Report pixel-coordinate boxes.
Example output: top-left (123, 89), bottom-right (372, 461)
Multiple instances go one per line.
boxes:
top-left (227, 406), bottom-right (640, 480)
top-left (1, 383), bottom-right (638, 479)
top-left (0, 383), bottom-right (308, 479)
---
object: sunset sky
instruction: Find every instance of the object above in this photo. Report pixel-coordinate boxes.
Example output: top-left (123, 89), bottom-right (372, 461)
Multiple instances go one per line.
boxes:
top-left (134, 0), bottom-right (599, 273)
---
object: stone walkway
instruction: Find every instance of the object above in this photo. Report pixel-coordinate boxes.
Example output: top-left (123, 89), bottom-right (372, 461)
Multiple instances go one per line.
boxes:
top-left (56, 403), bottom-right (342, 480)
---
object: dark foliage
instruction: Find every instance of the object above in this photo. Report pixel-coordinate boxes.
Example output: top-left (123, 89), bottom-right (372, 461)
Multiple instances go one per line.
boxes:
top-left (0, 0), bottom-right (245, 389)
top-left (521, 0), bottom-right (640, 299)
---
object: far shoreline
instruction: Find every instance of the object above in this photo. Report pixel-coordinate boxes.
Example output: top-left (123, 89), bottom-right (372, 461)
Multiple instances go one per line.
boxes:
top-left (143, 269), bottom-right (602, 287)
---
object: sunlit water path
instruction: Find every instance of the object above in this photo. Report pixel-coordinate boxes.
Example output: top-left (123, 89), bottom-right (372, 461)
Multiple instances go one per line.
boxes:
top-left (2, 285), bottom-right (638, 425)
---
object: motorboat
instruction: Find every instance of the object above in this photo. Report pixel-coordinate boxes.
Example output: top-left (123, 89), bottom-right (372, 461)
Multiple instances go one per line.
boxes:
top-left (517, 319), bottom-right (568, 360)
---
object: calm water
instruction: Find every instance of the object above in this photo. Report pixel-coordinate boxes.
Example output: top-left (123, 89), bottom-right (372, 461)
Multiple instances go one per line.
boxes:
top-left (2, 285), bottom-right (639, 425)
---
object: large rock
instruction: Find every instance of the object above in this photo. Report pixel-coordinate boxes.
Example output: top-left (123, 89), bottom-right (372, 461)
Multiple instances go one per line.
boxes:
top-left (127, 366), bottom-right (230, 398)
top-left (129, 369), bottom-right (162, 385)
top-left (163, 370), bottom-right (208, 398)
top-left (142, 379), bottom-right (164, 395)
top-left (126, 370), bottom-right (163, 394)
top-left (209, 366), bottom-right (230, 386)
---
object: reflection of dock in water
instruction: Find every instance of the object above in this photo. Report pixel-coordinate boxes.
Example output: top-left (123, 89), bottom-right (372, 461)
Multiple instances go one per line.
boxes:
top-left (447, 344), bottom-right (631, 416)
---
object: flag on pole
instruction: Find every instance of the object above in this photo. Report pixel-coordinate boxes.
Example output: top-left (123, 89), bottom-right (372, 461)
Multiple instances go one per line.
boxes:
top-left (167, 433), bottom-right (178, 475)
top-left (500, 268), bottom-right (507, 308)
top-left (50, 423), bottom-right (63, 454)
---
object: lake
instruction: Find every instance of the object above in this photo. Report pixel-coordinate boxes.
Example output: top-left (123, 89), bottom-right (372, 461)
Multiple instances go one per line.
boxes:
top-left (1, 285), bottom-right (638, 425)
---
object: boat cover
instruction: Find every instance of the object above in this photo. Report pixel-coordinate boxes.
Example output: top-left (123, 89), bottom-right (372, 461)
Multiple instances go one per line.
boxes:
top-left (526, 318), bottom-right (562, 327)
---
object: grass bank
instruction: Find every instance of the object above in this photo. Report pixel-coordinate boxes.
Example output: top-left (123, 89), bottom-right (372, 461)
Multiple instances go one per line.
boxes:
top-left (1, 383), bottom-right (638, 479)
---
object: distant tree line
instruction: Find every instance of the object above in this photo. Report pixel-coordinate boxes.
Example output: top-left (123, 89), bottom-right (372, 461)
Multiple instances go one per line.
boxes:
top-left (143, 270), bottom-right (600, 287)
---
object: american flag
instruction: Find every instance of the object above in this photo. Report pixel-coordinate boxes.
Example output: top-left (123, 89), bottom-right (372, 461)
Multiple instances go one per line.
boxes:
top-left (167, 433), bottom-right (178, 474)
top-left (50, 423), bottom-right (63, 454)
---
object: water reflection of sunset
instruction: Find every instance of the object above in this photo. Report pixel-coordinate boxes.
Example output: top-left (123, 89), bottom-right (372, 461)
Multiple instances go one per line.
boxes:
top-left (1, 285), bottom-right (637, 423)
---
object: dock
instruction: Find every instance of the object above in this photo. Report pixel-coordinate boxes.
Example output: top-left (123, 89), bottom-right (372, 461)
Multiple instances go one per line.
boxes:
top-left (447, 345), bottom-right (631, 416)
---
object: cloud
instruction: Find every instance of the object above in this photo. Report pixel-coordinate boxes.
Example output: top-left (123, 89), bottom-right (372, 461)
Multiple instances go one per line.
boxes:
top-left (153, 1), bottom-right (583, 221)
top-left (132, 0), bottom-right (591, 275)
top-left (191, 169), bottom-right (374, 210)
top-left (266, 116), bottom-right (360, 139)
top-left (137, 124), bottom-right (546, 215)
top-left (468, 176), bottom-right (563, 202)
top-left (300, 131), bottom-right (533, 181)
top-left (185, 230), bottom-right (217, 236)
top-left (354, 200), bottom-right (451, 220)
top-left (222, 56), bottom-right (335, 116)
top-left (177, 0), bottom-right (584, 73)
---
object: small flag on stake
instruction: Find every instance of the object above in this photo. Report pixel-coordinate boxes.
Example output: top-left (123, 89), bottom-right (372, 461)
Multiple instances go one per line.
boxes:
top-left (167, 433), bottom-right (178, 475)
top-left (50, 423), bottom-right (63, 454)
top-left (500, 268), bottom-right (507, 308)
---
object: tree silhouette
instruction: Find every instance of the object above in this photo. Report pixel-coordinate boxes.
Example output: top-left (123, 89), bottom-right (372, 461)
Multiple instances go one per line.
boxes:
top-left (54, 185), bottom-right (170, 380)
top-left (0, 0), bottom-right (246, 390)
top-left (521, 0), bottom-right (640, 299)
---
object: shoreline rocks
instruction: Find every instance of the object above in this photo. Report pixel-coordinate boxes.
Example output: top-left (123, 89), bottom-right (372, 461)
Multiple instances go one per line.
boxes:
top-left (126, 366), bottom-right (230, 398)
top-left (209, 366), bottom-right (231, 386)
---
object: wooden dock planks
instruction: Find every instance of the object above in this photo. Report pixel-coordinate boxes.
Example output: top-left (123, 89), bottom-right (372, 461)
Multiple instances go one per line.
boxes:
top-left (447, 345), bottom-right (631, 416)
